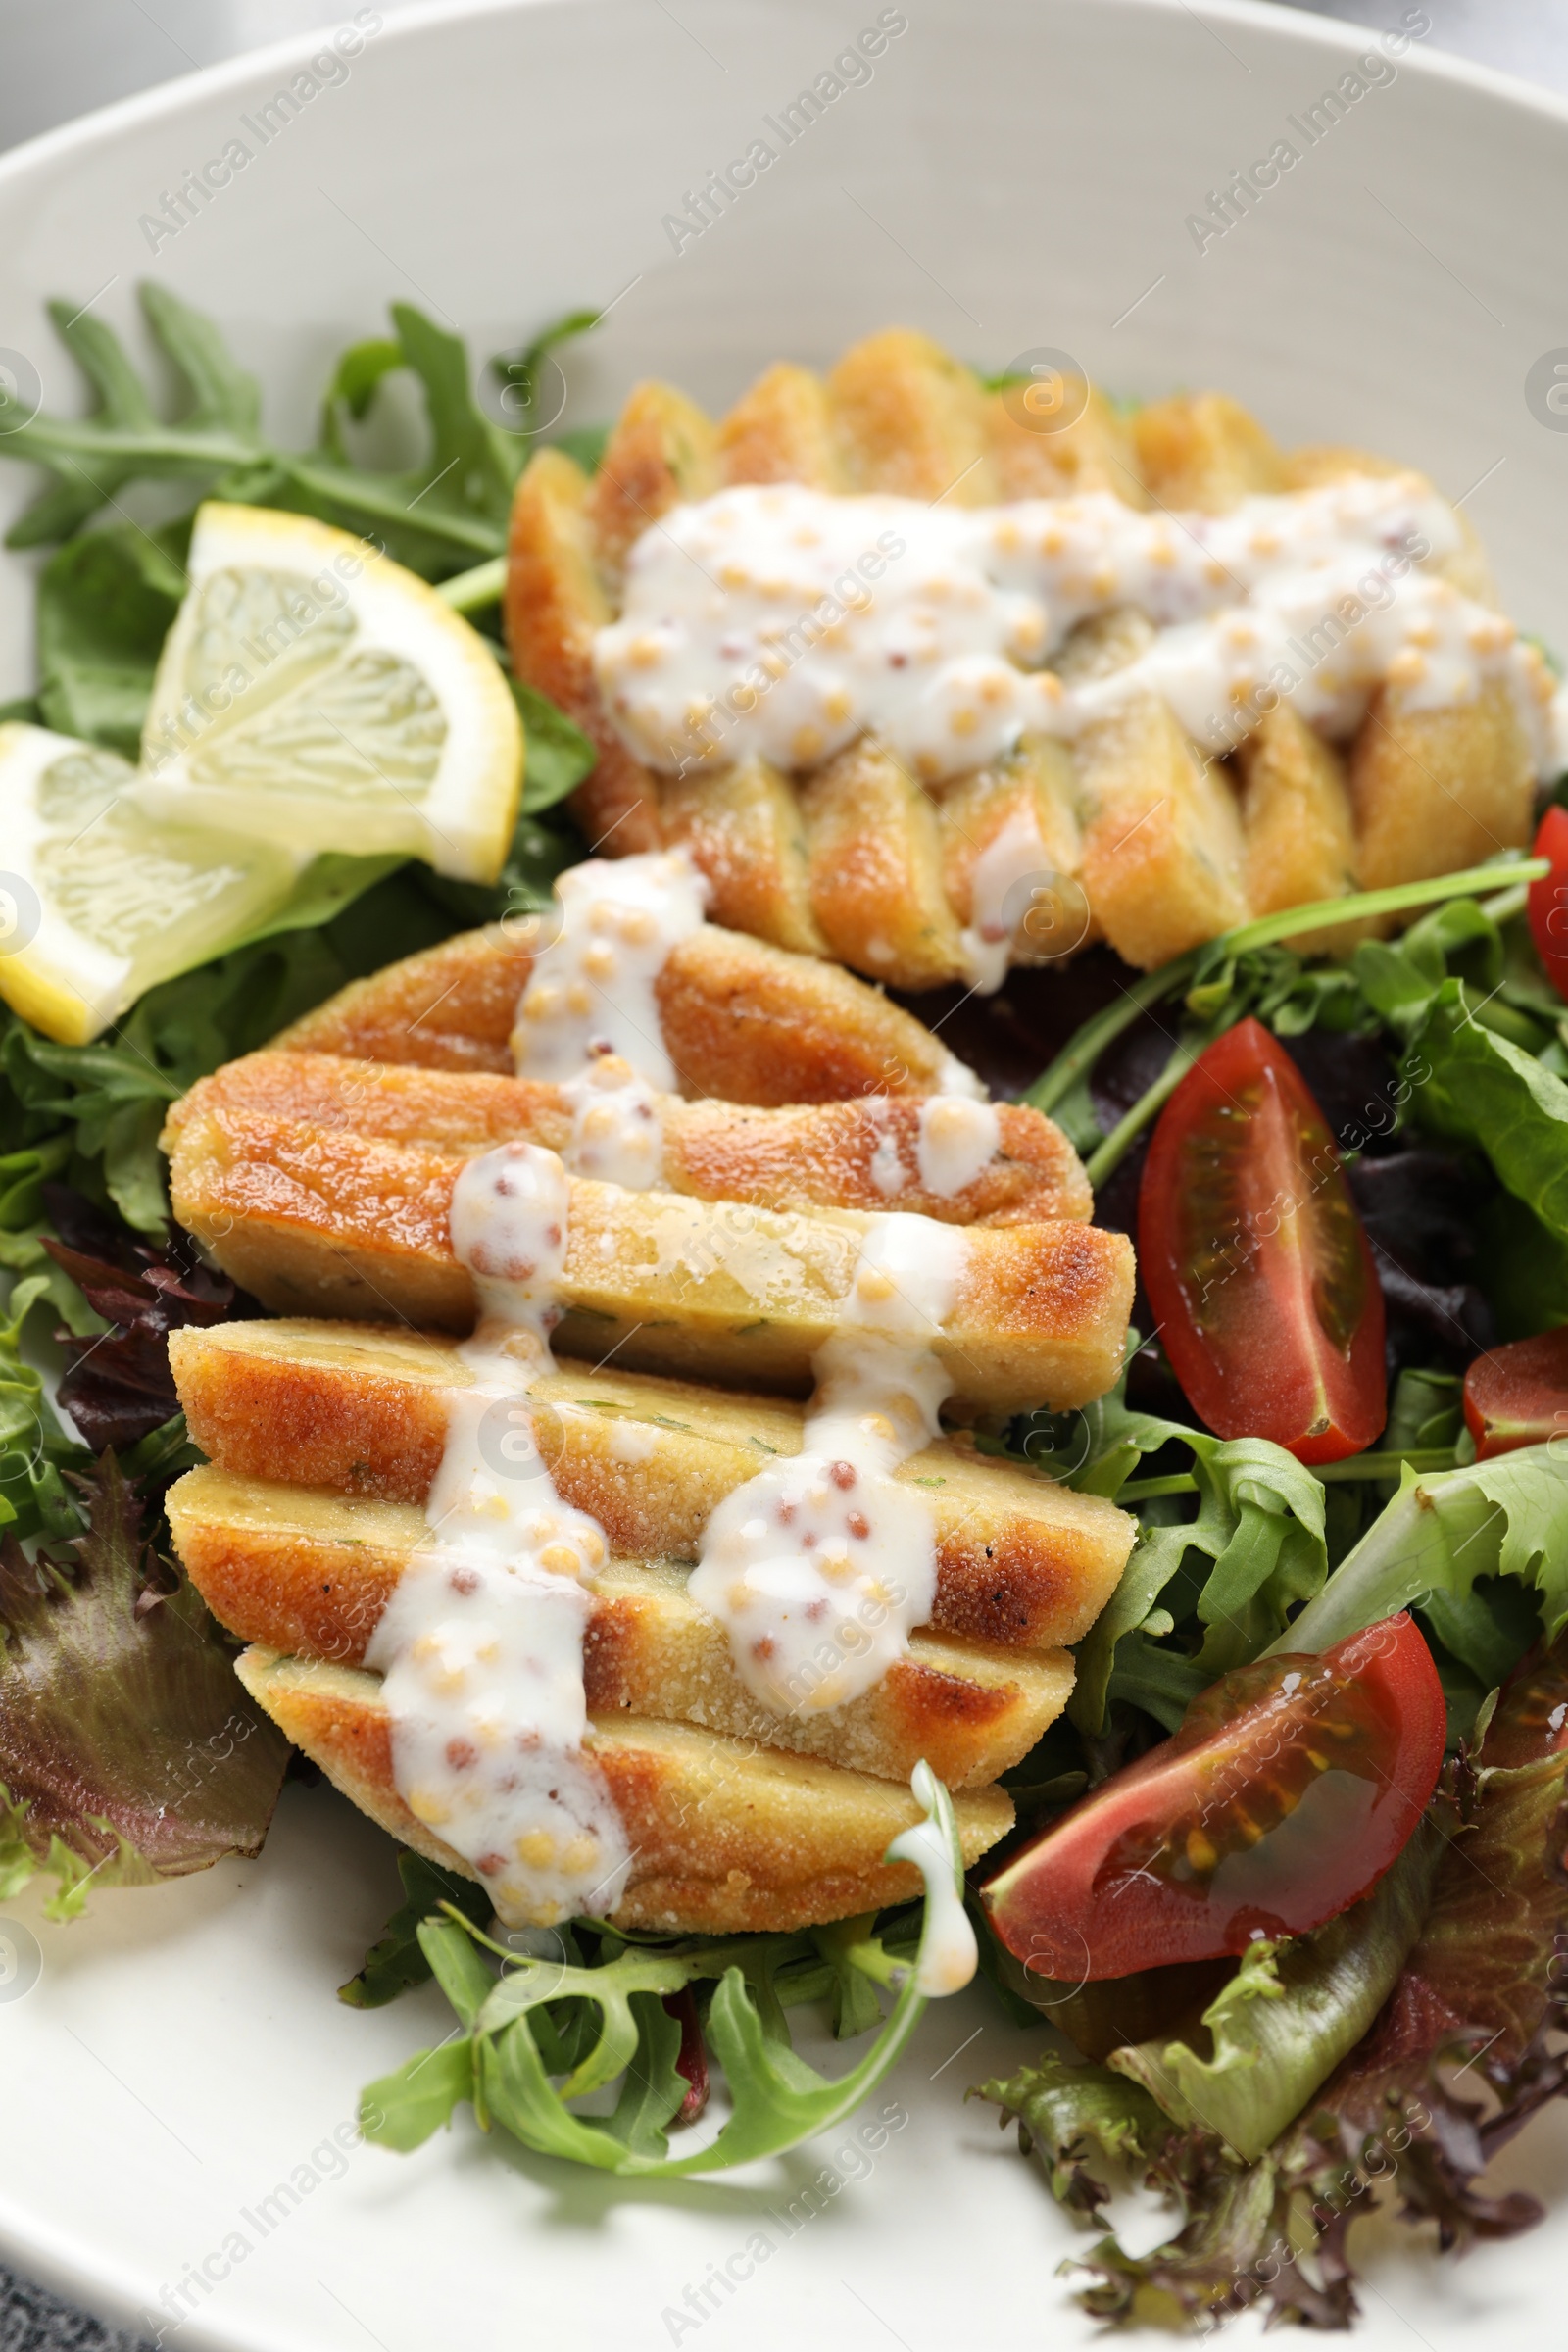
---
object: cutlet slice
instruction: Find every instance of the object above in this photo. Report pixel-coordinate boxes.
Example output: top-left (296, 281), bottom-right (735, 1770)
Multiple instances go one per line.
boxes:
top-left (163, 1051), bottom-right (1091, 1226)
top-left (165, 1103), bottom-right (1133, 1407)
top-left (273, 917), bottom-right (976, 1102)
top-left (168, 1322), bottom-right (1136, 1653)
top-left (237, 1647), bottom-right (1015, 1934)
top-left (168, 1467), bottom-right (1074, 1788)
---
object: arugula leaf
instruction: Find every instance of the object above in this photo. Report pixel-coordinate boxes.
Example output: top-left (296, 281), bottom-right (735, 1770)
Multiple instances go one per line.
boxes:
top-left (35, 524), bottom-right (184, 755)
top-left (361, 1765), bottom-right (973, 2175)
top-left (338, 1850), bottom-right (493, 2008)
top-left (491, 307), bottom-right (603, 436)
top-left (0, 1454), bottom-right (288, 1914)
top-left (1005, 1372), bottom-right (1328, 1733)
top-left (0, 1270), bottom-right (84, 1542)
top-left (511, 679), bottom-right (597, 812)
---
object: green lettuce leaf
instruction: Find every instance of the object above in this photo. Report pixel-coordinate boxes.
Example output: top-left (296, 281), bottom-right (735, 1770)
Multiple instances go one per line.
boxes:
top-left (1277, 1446), bottom-right (1568, 1657)
top-left (1107, 1823), bottom-right (1440, 2160)
top-left (0, 1454), bottom-right (289, 1916)
top-left (1406, 976), bottom-right (1568, 1240)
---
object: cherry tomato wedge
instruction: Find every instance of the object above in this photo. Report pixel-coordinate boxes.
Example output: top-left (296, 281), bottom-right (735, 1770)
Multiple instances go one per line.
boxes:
top-left (981, 1612), bottom-right (1445, 1980)
top-left (1139, 1017), bottom-right (1386, 1464)
top-left (1527, 805), bottom-right (1568, 1004)
top-left (1478, 1633), bottom-right (1568, 1769)
top-left (1463, 1327), bottom-right (1568, 1460)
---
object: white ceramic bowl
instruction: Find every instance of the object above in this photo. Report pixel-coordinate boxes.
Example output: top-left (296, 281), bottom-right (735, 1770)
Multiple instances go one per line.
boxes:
top-left (4, 6), bottom-right (1568, 2346)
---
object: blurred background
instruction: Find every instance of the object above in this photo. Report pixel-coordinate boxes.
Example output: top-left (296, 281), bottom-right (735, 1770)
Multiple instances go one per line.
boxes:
top-left (0, 0), bottom-right (1564, 155)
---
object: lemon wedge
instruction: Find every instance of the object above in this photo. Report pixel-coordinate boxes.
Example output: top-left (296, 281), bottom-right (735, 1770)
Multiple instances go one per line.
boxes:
top-left (0, 721), bottom-right (298, 1044)
top-left (137, 504), bottom-right (522, 882)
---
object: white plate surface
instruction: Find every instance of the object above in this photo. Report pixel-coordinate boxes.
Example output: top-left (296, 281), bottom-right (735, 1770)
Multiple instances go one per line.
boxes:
top-left (4, 2), bottom-right (1568, 2341)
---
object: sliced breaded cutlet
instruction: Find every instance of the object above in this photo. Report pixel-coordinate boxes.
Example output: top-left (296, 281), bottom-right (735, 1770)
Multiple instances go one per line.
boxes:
top-left (238, 1647), bottom-right (1015, 1935)
top-left (164, 1108), bottom-right (1134, 1408)
top-left (168, 1322), bottom-right (1137, 1653)
top-left (169, 1467), bottom-right (1075, 1788)
top-left (163, 1051), bottom-right (1092, 1229)
top-left (273, 916), bottom-right (975, 1102)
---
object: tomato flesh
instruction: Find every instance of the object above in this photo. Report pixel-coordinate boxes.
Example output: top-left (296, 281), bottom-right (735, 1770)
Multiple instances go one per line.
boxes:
top-left (1138, 1017), bottom-right (1386, 1463)
top-left (981, 1612), bottom-right (1445, 1980)
top-left (1527, 806), bottom-right (1568, 1005)
top-left (1478, 1634), bottom-right (1568, 1768)
top-left (1463, 1328), bottom-right (1568, 1460)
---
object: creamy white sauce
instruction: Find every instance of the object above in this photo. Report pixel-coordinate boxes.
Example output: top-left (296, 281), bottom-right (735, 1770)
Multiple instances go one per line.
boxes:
top-left (369, 1142), bottom-right (630, 1927)
top-left (689, 1211), bottom-right (968, 1718)
top-left (865, 1098), bottom-right (907, 1200)
top-left (561, 1052), bottom-right (663, 1190)
top-left (960, 805), bottom-right (1054, 993)
top-left (593, 480), bottom-right (1568, 785)
top-left (512, 849), bottom-right (708, 1093)
top-left (887, 1762), bottom-right (978, 1996)
top-left (915, 1095), bottom-right (1002, 1199)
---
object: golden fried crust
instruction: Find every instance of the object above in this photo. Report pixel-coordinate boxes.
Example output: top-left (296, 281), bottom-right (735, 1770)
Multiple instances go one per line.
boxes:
top-left (1076, 695), bottom-right (1250, 968)
top-left (665, 1094), bottom-right (1091, 1224)
top-left (1133, 392), bottom-right (1287, 512)
top-left (271, 920), bottom-right (972, 1103)
top-left (937, 738), bottom-right (1091, 944)
top-left (829, 328), bottom-right (998, 505)
top-left (167, 1104), bottom-right (1134, 1405)
top-left (236, 1647), bottom-right (1014, 1933)
top-left (1350, 674), bottom-right (1534, 892)
top-left (659, 758), bottom-right (828, 956)
top-left (586, 379), bottom-right (719, 584)
top-left (800, 738), bottom-right (969, 989)
top-left (1236, 703), bottom-right (1364, 956)
top-left (505, 446), bottom-right (663, 856)
top-left (275, 923), bottom-right (532, 1075)
top-left (168, 1323), bottom-right (1137, 1651)
top-left (168, 1468), bottom-right (1073, 1788)
top-left (718, 363), bottom-right (844, 489)
top-left (984, 383), bottom-right (1150, 508)
top-left (163, 1051), bottom-right (1091, 1226)
top-left (654, 927), bottom-right (969, 1103)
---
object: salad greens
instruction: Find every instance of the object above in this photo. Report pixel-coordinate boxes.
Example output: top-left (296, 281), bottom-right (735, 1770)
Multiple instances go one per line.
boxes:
top-left (359, 1767), bottom-right (965, 2177)
top-left (983, 1699), bottom-right (1568, 2329)
top-left (0, 292), bottom-right (600, 1904)
top-left (0, 1452), bottom-right (288, 1917)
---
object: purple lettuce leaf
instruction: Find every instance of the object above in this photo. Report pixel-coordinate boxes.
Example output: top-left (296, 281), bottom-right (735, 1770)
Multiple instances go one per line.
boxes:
top-left (0, 1451), bottom-right (289, 1917)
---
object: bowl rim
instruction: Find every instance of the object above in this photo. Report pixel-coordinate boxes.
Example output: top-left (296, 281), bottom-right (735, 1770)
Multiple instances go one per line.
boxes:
top-left (2, 0), bottom-right (1568, 209)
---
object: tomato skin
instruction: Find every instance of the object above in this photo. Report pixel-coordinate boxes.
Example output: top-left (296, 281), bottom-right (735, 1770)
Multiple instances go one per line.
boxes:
top-left (1138, 1017), bottom-right (1386, 1464)
top-left (980, 1612), bottom-right (1445, 1981)
top-left (1527, 806), bottom-right (1568, 1004)
top-left (1464, 1328), bottom-right (1568, 1460)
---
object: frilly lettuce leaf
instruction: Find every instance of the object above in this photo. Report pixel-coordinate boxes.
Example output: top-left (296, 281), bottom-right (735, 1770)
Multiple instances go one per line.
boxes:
top-left (1278, 1444), bottom-right (1568, 1657)
top-left (0, 1453), bottom-right (288, 1916)
top-left (1107, 1823), bottom-right (1440, 2161)
top-left (361, 1765), bottom-right (972, 2175)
